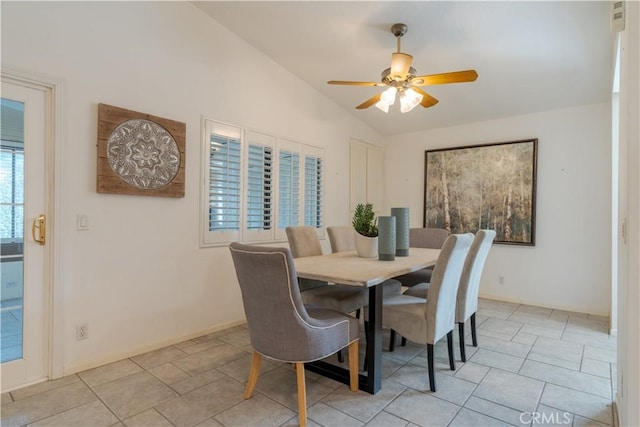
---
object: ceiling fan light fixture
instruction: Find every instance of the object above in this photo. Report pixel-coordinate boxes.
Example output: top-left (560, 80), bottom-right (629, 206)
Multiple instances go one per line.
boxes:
top-left (399, 88), bottom-right (423, 113)
top-left (375, 87), bottom-right (397, 113)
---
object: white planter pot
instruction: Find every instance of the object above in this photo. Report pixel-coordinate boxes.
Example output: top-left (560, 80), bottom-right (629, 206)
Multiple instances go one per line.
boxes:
top-left (355, 233), bottom-right (378, 258)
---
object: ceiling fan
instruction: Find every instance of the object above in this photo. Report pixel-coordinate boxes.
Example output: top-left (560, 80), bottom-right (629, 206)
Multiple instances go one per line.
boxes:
top-left (327, 23), bottom-right (478, 113)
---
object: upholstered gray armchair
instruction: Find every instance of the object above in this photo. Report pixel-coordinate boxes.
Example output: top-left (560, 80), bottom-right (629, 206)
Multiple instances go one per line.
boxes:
top-left (382, 234), bottom-right (472, 392)
top-left (229, 242), bottom-right (359, 427)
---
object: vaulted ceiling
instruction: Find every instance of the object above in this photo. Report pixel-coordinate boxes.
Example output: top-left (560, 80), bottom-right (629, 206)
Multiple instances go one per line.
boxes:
top-left (195, 1), bottom-right (614, 136)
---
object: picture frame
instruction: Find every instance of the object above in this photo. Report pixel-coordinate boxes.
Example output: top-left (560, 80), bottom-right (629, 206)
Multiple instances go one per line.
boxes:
top-left (424, 139), bottom-right (538, 246)
top-left (97, 103), bottom-right (186, 198)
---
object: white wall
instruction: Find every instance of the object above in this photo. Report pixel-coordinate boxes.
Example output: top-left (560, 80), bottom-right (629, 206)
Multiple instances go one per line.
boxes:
top-left (616, 0), bottom-right (640, 424)
top-left (1, 1), bottom-right (382, 374)
top-left (384, 103), bottom-right (612, 315)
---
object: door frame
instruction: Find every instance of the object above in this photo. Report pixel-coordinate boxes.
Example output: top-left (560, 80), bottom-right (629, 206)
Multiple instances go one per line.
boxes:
top-left (2, 68), bottom-right (65, 383)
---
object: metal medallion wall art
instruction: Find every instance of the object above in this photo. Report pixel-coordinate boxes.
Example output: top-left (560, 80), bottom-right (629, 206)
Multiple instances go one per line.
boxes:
top-left (97, 104), bottom-right (185, 197)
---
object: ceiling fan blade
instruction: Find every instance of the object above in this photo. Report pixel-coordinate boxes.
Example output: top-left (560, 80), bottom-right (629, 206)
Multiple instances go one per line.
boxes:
top-left (390, 52), bottom-right (413, 77)
top-left (412, 87), bottom-right (439, 108)
top-left (327, 80), bottom-right (386, 87)
top-left (410, 70), bottom-right (478, 86)
top-left (355, 93), bottom-right (382, 110)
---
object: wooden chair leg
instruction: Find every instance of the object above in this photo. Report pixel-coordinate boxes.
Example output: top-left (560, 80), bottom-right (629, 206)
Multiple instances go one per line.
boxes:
top-left (244, 351), bottom-right (261, 399)
top-left (389, 329), bottom-right (396, 352)
top-left (471, 313), bottom-right (478, 347)
top-left (458, 322), bottom-right (467, 362)
top-left (447, 331), bottom-right (456, 370)
top-left (348, 340), bottom-right (359, 392)
top-left (427, 343), bottom-right (436, 392)
top-left (295, 363), bottom-right (307, 427)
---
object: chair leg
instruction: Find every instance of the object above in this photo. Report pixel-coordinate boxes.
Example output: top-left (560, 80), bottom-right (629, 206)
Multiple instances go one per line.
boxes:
top-left (244, 351), bottom-right (261, 399)
top-left (355, 308), bottom-right (361, 319)
top-left (295, 362), bottom-right (307, 427)
top-left (401, 337), bottom-right (407, 347)
top-left (337, 350), bottom-right (344, 363)
top-left (471, 313), bottom-right (478, 347)
top-left (348, 340), bottom-right (359, 392)
top-left (389, 329), bottom-right (396, 352)
top-left (447, 331), bottom-right (455, 371)
top-left (458, 322), bottom-right (467, 363)
top-left (427, 343), bottom-right (436, 392)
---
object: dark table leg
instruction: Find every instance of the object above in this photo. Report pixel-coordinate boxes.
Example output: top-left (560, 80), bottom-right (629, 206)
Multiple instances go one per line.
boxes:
top-left (304, 284), bottom-right (383, 395)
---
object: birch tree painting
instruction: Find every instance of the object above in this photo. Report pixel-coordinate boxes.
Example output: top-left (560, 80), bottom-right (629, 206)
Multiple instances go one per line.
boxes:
top-left (424, 139), bottom-right (538, 245)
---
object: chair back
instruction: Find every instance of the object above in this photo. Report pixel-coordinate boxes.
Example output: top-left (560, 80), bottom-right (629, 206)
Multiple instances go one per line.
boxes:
top-left (409, 227), bottom-right (450, 249)
top-left (285, 226), bottom-right (323, 258)
top-left (425, 234), bottom-right (472, 344)
top-left (327, 226), bottom-right (356, 253)
top-left (456, 230), bottom-right (496, 322)
top-left (285, 226), bottom-right (326, 291)
top-left (229, 242), bottom-right (338, 361)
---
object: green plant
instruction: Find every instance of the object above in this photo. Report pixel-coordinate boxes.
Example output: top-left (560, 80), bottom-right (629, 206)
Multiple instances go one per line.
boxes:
top-left (352, 203), bottom-right (378, 237)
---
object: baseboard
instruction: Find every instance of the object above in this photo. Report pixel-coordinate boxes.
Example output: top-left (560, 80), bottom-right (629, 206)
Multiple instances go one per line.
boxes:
top-left (62, 318), bottom-right (247, 377)
top-left (478, 292), bottom-right (610, 318)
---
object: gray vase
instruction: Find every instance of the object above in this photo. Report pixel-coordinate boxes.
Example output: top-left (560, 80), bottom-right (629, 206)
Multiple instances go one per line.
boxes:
top-left (391, 207), bottom-right (410, 256)
top-left (378, 216), bottom-right (396, 261)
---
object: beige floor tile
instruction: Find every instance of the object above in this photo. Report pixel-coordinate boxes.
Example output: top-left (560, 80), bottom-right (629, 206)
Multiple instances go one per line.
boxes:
top-left (530, 337), bottom-right (584, 363)
top-left (448, 407), bottom-right (513, 427)
top-left (253, 366), bottom-right (333, 411)
top-left (477, 317), bottom-right (524, 341)
top-left (476, 335), bottom-right (531, 358)
top-left (9, 375), bottom-right (80, 401)
top-left (307, 401), bottom-right (363, 427)
top-left (29, 400), bottom-right (118, 426)
top-left (453, 361), bottom-right (490, 384)
top-left (155, 378), bottom-right (245, 426)
top-left (365, 410), bottom-right (410, 427)
top-left (463, 395), bottom-right (525, 425)
top-left (216, 353), bottom-right (279, 383)
top-left (214, 393), bottom-right (295, 427)
top-left (122, 408), bottom-right (174, 426)
top-left (1, 392), bottom-right (13, 405)
top-left (581, 358), bottom-right (611, 379)
top-left (170, 368), bottom-right (226, 395)
top-left (148, 363), bottom-right (191, 385)
top-left (93, 371), bottom-right (177, 419)
top-left (131, 346), bottom-right (188, 370)
top-left (468, 348), bottom-right (524, 373)
top-left (533, 404), bottom-right (574, 426)
top-left (540, 384), bottom-right (613, 425)
top-left (584, 346), bottom-right (616, 364)
top-left (388, 363), bottom-right (475, 405)
top-left (171, 344), bottom-right (248, 376)
top-left (384, 388), bottom-right (460, 426)
top-left (0, 381), bottom-right (96, 427)
top-left (527, 352), bottom-right (581, 371)
top-left (520, 360), bottom-right (611, 400)
top-left (78, 359), bottom-right (144, 388)
top-left (473, 368), bottom-right (544, 413)
top-left (321, 379), bottom-right (405, 423)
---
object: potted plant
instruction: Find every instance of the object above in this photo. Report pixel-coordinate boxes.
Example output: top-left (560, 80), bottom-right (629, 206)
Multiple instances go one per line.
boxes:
top-left (352, 203), bottom-right (378, 258)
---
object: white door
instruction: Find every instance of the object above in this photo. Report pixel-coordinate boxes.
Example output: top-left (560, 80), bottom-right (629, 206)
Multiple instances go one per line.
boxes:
top-left (1, 80), bottom-right (49, 390)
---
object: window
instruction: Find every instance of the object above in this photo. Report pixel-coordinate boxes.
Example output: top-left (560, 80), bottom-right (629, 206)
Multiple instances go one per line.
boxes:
top-left (201, 119), bottom-right (324, 246)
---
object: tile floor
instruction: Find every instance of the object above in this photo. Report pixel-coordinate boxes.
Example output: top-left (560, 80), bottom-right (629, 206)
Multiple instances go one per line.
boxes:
top-left (1, 299), bottom-right (616, 427)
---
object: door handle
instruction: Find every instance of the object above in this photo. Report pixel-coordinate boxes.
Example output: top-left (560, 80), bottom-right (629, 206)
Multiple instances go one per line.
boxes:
top-left (32, 214), bottom-right (46, 245)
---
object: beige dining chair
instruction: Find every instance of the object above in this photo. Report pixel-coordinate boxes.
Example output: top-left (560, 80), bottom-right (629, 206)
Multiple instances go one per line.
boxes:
top-left (229, 242), bottom-right (359, 427)
top-left (392, 227), bottom-right (450, 287)
top-left (382, 234), bottom-right (472, 392)
top-left (403, 229), bottom-right (496, 361)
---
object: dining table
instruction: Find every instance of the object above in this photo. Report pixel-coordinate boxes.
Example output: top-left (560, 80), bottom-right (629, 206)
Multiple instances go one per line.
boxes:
top-left (293, 247), bottom-right (440, 395)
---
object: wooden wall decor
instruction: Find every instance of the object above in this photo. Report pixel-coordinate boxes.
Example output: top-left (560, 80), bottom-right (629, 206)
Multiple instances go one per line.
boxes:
top-left (424, 139), bottom-right (538, 246)
top-left (97, 103), bottom-right (185, 197)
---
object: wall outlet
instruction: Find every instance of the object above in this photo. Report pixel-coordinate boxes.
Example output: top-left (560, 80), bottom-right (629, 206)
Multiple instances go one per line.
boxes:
top-left (76, 323), bottom-right (89, 340)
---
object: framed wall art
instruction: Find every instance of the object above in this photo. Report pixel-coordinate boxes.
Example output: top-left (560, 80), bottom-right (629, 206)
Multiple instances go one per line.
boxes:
top-left (424, 139), bottom-right (538, 246)
top-left (97, 103), bottom-right (186, 197)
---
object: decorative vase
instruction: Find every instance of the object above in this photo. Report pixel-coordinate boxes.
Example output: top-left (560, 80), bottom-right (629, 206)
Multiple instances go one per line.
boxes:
top-left (378, 216), bottom-right (396, 261)
top-left (355, 233), bottom-right (378, 258)
top-left (391, 207), bottom-right (410, 256)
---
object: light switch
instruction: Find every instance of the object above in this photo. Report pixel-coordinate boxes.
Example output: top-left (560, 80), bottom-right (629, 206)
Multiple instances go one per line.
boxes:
top-left (77, 214), bottom-right (89, 231)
